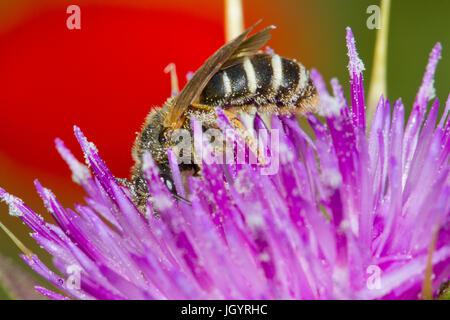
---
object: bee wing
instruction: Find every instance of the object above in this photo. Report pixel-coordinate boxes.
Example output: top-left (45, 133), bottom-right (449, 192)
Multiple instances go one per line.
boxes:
top-left (224, 25), bottom-right (275, 66)
top-left (164, 21), bottom-right (274, 129)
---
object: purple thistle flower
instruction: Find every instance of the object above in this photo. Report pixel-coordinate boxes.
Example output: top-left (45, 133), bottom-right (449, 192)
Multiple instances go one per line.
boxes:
top-left (1, 27), bottom-right (449, 300)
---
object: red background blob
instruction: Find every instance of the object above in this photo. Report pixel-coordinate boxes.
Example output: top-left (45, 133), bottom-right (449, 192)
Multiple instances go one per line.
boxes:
top-left (0, 5), bottom-right (223, 178)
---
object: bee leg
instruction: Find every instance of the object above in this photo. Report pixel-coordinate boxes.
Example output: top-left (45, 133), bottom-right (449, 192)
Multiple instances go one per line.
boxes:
top-left (236, 105), bottom-right (257, 133)
top-left (256, 112), bottom-right (273, 130)
top-left (221, 108), bottom-right (269, 167)
top-left (189, 103), bottom-right (215, 112)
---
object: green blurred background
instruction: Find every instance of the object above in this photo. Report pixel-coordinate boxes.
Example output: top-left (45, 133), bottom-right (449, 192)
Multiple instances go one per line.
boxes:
top-left (0, 0), bottom-right (449, 298)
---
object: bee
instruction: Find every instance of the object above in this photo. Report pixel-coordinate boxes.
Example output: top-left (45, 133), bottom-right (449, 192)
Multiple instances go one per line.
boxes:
top-left (131, 22), bottom-right (318, 210)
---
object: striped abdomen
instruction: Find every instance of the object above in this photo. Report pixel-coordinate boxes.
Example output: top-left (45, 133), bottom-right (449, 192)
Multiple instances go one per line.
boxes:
top-left (199, 53), bottom-right (317, 113)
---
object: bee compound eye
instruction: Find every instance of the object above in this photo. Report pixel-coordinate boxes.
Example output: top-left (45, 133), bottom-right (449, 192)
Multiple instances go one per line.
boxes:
top-left (160, 176), bottom-right (174, 192)
top-left (165, 179), bottom-right (173, 191)
top-left (159, 176), bottom-right (190, 204)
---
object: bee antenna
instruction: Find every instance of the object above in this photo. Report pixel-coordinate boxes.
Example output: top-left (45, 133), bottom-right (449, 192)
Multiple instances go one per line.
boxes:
top-left (172, 193), bottom-right (191, 204)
